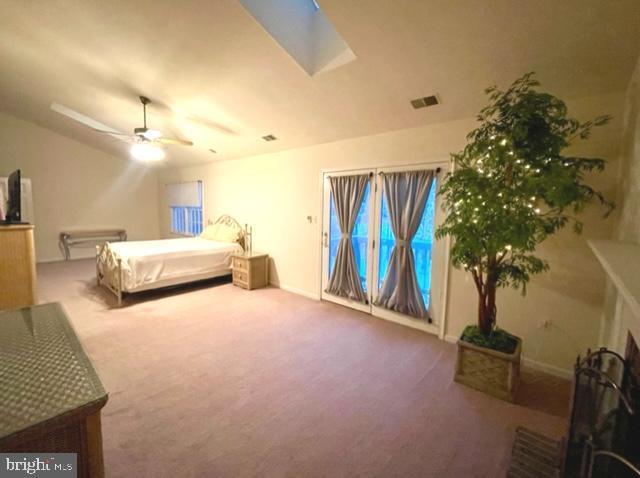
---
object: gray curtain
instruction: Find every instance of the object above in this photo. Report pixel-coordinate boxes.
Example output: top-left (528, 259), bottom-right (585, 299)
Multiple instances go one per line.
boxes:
top-left (374, 170), bottom-right (435, 319)
top-left (325, 174), bottom-right (369, 303)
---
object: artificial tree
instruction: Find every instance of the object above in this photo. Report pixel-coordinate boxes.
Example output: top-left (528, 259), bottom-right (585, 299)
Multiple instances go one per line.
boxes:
top-left (435, 72), bottom-right (614, 345)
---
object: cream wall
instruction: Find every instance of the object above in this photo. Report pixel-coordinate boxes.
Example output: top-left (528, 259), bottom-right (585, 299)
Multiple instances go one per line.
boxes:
top-left (616, 56), bottom-right (640, 243)
top-left (597, 56), bottom-right (640, 353)
top-left (158, 92), bottom-right (624, 373)
top-left (0, 112), bottom-right (160, 262)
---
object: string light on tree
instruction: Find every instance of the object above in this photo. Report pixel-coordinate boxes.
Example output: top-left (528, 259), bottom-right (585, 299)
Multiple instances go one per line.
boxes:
top-left (435, 72), bottom-right (613, 338)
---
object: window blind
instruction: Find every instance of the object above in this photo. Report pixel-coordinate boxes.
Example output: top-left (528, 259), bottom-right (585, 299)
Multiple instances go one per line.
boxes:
top-left (166, 181), bottom-right (202, 207)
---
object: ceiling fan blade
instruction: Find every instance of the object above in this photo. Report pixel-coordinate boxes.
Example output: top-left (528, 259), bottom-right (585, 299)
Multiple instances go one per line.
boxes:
top-left (157, 137), bottom-right (194, 146)
top-left (91, 129), bottom-right (130, 137)
top-left (51, 102), bottom-right (126, 140)
top-left (91, 129), bottom-right (137, 144)
top-left (183, 115), bottom-right (237, 135)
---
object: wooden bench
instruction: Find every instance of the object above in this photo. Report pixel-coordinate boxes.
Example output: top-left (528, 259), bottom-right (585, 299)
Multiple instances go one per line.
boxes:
top-left (60, 229), bottom-right (126, 260)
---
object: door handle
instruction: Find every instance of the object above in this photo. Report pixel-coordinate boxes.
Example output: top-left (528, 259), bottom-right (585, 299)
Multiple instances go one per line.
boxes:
top-left (323, 232), bottom-right (328, 247)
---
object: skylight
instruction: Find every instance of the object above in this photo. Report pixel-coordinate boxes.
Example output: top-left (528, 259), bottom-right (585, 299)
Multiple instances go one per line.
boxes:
top-left (240, 0), bottom-right (356, 76)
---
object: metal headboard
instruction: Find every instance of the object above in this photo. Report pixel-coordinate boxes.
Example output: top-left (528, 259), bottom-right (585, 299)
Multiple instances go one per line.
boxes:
top-left (213, 214), bottom-right (246, 250)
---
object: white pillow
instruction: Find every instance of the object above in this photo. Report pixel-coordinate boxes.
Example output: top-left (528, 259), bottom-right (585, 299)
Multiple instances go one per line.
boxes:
top-left (200, 223), bottom-right (239, 243)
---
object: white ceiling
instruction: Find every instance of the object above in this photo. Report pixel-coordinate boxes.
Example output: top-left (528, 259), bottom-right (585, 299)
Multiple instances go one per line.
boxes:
top-left (0, 0), bottom-right (639, 166)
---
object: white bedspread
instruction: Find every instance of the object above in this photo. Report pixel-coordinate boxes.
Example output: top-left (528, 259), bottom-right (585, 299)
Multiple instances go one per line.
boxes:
top-left (108, 237), bottom-right (243, 291)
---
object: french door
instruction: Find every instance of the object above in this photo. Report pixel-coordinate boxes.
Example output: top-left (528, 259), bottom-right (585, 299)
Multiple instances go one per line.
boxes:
top-left (320, 163), bottom-right (448, 335)
top-left (320, 168), bottom-right (375, 313)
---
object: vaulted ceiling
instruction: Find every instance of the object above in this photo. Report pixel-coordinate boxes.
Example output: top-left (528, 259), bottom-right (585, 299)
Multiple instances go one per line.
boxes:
top-left (1, 0), bottom-right (639, 165)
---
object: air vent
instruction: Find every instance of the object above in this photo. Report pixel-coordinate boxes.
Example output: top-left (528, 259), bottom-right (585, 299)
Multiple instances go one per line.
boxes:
top-left (410, 95), bottom-right (439, 109)
top-left (262, 134), bottom-right (278, 142)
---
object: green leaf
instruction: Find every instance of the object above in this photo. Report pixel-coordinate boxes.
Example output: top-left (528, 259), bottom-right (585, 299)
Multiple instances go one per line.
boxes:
top-left (435, 72), bottom-right (614, 333)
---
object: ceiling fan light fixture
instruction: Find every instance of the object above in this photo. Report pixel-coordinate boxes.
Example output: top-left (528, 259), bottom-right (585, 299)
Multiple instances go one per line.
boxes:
top-left (143, 129), bottom-right (162, 140)
top-left (130, 142), bottom-right (166, 162)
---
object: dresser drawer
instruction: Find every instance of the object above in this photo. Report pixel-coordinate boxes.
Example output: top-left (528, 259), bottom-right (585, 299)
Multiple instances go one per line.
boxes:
top-left (233, 269), bottom-right (249, 285)
top-left (233, 257), bottom-right (248, 271)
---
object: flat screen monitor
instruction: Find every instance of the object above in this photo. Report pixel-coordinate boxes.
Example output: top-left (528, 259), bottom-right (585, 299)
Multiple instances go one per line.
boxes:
top-left (3, 169), bottom-right (22, 224)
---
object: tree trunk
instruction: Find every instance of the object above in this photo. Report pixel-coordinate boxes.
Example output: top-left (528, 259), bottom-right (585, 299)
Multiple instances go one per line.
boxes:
top-left (478, 280), bottom-right (497, 336)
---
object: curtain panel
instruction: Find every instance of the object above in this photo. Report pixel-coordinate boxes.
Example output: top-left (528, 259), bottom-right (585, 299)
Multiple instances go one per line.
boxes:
top-left (374, 170), bottom-right (435, 319)
top-left (325, 174), bottom-right (369, 303)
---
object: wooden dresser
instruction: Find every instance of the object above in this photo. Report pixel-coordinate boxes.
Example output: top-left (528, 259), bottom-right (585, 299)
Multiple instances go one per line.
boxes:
top-left (0, 224), bottom-right (36, 310)
top-left (231, 252), bottom-right (269, 290)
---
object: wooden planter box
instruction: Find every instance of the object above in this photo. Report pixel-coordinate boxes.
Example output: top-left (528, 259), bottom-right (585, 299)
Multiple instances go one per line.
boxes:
top-left (454, 336), bottom-right (522, 402)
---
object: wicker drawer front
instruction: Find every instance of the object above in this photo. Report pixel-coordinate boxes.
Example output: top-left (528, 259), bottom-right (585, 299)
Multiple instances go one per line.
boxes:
top-left (233, 258), bottom-right (248, 271)
top-left (233, 270), bottom-right (249, 288)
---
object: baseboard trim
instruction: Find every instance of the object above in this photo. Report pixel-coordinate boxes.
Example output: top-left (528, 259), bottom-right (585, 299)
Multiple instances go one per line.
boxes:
top-left (37, 259), bottom-right (93, 264)
top-left (444, 334), bottom-right (458, 344)
top-left (269, 281), bottom-right (320, 301)
top-left (37, 257), bottom-right (60, 264)
top-left (444, 334), bottom-right (572, 379)
top-left (521, 357), bottom-right (572, 380)
top-left (37, 254), bottom-right (95, 264)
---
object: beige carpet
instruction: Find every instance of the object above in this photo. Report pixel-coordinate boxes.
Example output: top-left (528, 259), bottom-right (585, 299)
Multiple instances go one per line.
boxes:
top-left (37, 259), bottom-right (570, 478)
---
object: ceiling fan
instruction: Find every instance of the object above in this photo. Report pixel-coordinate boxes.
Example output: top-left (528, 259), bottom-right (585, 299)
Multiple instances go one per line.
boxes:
top-left (51, 96), bottom-right (194, 161)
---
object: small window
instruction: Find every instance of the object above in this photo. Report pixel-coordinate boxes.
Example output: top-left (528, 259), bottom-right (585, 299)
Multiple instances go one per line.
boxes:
top-left (166, 181), bottom-right (203, 236)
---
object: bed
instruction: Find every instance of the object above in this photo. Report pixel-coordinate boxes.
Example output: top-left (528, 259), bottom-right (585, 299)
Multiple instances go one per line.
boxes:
top-left (96, 215), bottom-right (245, 305)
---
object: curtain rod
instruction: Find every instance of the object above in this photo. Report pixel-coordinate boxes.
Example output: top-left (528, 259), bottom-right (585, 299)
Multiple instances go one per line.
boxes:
top-left (326, 167), bottom-right (441, 179)
top-left (378, 168), bottom-right (442, 175)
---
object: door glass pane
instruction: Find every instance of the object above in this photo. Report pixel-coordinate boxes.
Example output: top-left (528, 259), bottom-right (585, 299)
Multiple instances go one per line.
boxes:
top-left (414, 180), bottom-right (437, 308)
top-left (377, 178), bottom-right (437, 308)
top-left (352, 184), bottom-right (370, 292)
top-left (378, 192), bottom-right (394, 290)
top-left (329, 195), bottom-right (340, 277)
top-left (328, 182), bottom-right (370, 292)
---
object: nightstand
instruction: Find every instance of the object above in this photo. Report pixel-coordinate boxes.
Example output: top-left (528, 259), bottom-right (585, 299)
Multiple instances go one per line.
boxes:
top-left (231, 252), bottom-right (269, 290)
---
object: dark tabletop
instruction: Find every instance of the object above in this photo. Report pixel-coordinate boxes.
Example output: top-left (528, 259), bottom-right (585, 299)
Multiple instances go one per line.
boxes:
top-left (0, 302), bottom-right (107, 441)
